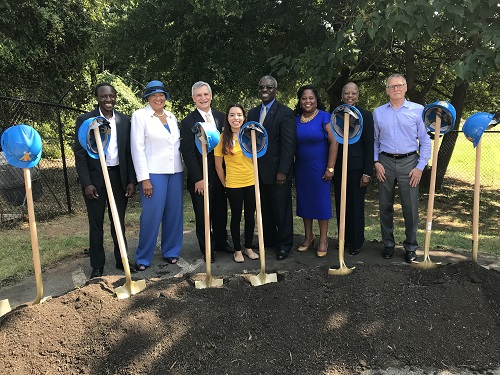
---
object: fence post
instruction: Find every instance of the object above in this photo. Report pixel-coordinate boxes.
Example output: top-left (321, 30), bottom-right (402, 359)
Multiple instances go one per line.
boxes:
top-left (57, 89), bottom-right (72, 214)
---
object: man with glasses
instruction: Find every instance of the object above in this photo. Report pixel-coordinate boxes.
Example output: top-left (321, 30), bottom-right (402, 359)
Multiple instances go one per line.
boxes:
top-left (373, 74), bottom-right (431, 263)
top-left (247, 75), bottom-right (296, 260)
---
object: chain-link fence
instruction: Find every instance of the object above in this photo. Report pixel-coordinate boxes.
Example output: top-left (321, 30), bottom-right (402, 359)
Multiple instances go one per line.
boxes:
top-left (0, 96), bottom-right (86, 227)
top-left (0, 96), bottom-right (498, 229)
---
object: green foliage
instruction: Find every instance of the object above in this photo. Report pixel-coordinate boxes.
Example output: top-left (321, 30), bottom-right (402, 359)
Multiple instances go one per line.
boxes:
top-left (0, 0), bottom-right (108, 104)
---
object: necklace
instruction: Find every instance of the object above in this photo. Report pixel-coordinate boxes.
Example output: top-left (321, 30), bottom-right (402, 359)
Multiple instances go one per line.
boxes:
top-left (153, 111), bottom-right (165, 117)
top-left (300, 109), bottom-right (318, 123)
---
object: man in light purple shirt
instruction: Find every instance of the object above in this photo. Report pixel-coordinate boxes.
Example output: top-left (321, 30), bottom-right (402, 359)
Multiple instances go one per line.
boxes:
top-left (373, 74), bottom-right (431, 263)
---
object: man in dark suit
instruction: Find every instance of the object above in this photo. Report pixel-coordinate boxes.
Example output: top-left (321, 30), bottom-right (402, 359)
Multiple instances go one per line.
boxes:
top-left (179, 81), bottom-right (230, 261)
top-left (247, 75), bottom-right (296, 260)
top-left (74, 83), bottom-right (136, 278)
top-left (333, 82), bottom-right (374, 256)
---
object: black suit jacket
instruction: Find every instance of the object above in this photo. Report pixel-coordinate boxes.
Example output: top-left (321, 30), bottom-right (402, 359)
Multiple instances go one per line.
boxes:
top-left (74, 108), bottom-right (136, 191)
top-left (334, 106), bottom-right (374, 175)
top-left (180, 108), bottom-right (225, 192)
top-left (247, 100), bottom-right (296, 184)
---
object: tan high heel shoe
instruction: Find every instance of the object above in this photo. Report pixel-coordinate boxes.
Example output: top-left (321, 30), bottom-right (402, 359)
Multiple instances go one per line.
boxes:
top-left (243, 248), bottom-right (259, 260)
top-left (297, 236), bottom-right (316, 252)
top-left (317, 240), bottom-right (328, 257)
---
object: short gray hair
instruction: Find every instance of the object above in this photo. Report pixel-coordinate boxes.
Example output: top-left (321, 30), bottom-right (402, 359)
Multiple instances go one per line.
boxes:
top-left (191, 81), bottom-right (212, 96)
top-left (386, 74), bottom-right (406, 87)
top-left (259, 75), bottom-right (278, 89)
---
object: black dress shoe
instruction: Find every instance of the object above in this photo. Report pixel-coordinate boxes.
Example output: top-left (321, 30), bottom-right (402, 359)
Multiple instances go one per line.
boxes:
top-left (90, 267), bottom-right (103, 278)
top-left (349, 248), bottom-right (361, 256)
top-left (116, 262), bottom-right (137, 273)
top-left (383, 247), bottom-right (394, 259)
top-left (276, 249), bottom-right (289, 261)
top-left (405, 251), bottom-right (417, 263)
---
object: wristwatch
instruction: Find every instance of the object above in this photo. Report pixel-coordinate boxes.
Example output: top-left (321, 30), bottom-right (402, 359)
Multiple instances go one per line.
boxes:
top-left (326, 167), bottom-right (334, 173)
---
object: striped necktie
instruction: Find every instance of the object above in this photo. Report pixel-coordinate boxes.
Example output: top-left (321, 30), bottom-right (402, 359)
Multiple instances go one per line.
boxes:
top-left (259, 105), bottom-right (267, 124)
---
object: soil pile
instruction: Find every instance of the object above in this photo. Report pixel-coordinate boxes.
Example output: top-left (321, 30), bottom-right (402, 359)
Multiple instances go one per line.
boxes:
top-left (1, 261), bottom-right (499, 374)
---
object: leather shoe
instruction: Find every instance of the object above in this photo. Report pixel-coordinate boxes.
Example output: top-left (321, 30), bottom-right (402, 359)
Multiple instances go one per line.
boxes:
top-left (116, 262), bottom-right (137, 273)
top-left (349, 248), bottom-right (361, 256)
top-left (90, 267), bottom-right (103, 278)
top-left (405, 251), bottom-right (417, 263)
top-left (276, 249), bottom-right (289, 261)
top-left (383, 247), bottom-right (394, 259)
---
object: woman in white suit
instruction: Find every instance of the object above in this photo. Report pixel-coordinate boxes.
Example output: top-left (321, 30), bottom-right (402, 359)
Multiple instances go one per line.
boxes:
top-left (131, 80), bottom-right (183, 270)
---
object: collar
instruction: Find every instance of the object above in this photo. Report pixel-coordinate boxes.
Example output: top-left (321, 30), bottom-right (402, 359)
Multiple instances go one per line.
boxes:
top-left (196, 108), bottom-right (212, 119)
top-left (98, 108), bottom-right (115, 120)
top-left (262, 99), bottom-right (276, 110)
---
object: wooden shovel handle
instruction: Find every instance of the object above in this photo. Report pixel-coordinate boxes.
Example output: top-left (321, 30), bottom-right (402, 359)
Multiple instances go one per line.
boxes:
top-left (93, 127), bottom-right (133, 284)
top-left (24, 168), bottom-right (43, 304)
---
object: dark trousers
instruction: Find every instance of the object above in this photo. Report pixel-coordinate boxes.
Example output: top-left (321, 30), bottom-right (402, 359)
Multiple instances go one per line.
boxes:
top-left (83, 168), bottom-right (128, 269)
top-left (333, 169), bottom-right (367, 250)
top-left (259, 180), bottom-right (294, 252)
top-left (189, 179), bottom-right (228, 256)
top-left (226, 185), bottom-right (256, 251)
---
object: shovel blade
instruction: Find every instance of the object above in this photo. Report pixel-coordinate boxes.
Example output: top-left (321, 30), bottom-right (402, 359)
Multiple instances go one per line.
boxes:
top-left (0, 299), bottom-right (11, 317)
top-left (249, 272), bottom-right (278, 287)
top-left (115, 279), bottom-right (147, 299)
top-left (412, 259), bottom-right (441, 270)
top-left (328, 264), bottom-right (355, 276)
top-left (195, 277), bottom-right (224, 289)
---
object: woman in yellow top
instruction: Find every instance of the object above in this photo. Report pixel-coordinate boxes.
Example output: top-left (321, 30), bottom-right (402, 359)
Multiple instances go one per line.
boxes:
top-left (215, 104), bottom-right (259, 263)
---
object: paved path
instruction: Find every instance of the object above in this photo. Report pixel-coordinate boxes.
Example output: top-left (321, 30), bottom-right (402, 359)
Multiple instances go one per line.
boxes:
top-left (1, 229), bottom-right (499, 310)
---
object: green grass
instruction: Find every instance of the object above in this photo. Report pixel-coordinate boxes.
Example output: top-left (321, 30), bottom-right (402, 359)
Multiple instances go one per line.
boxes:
top-left (1, 140), bottom-right (499, 284)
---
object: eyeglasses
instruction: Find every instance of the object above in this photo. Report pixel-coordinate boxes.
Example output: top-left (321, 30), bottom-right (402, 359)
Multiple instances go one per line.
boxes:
top-left (258, 85), bottom-right (275, 90)
top-left (386, 83), bottom-right (406, 90)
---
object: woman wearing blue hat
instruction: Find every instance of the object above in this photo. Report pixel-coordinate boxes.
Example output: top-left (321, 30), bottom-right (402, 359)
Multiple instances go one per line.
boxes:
top-left (130, 80), bottom-right (183, 270)
top-left (214, 104), bottom-right (259, 263)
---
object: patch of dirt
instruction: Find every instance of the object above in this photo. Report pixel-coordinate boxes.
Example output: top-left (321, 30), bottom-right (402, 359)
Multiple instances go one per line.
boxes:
top-left (1, 261), bottom-right (500, 374)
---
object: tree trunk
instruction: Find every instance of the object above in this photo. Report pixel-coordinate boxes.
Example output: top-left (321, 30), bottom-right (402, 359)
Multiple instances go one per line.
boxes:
top-left (326, 68), bottom-right (351, 112)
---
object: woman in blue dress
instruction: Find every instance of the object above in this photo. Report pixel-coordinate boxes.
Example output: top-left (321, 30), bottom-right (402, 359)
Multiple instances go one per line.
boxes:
top-left (294, 85), bottom-right (338, 257)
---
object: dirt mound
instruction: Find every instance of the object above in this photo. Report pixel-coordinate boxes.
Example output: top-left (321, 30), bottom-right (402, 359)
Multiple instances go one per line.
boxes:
top-left (1, 261), bottom-right (499, 374)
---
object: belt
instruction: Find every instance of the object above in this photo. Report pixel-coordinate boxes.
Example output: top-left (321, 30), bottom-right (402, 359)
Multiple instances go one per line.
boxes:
top-left (107, 165), bottom-right (120, 170)
top-left (380, 151), bottom-right (417, 159)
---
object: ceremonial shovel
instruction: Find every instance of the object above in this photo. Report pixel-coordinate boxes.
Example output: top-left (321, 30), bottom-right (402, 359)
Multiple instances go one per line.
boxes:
top-left (195, 127), bottom-right (223, 289)
top-left (92, 126), bottom-right (146, 298)
top-left (0, 166), bottom-right (49, 318)
top-left (329, 112), bottom-right (355, 276)
top-left (413, 110), bottom-right (442, 270)
top-left (248, 128), bottom-right (277, 287)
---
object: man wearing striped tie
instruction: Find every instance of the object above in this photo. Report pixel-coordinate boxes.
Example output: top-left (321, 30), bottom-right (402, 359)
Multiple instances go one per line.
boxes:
top-left (247, 76), bottom-right (296, 260)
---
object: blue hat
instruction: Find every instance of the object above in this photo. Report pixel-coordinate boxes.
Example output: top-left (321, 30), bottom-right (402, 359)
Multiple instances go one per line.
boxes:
top-left (330, 104), bottom-right (364, 144)
top-left (192, 121), bottom-right (220, 154)
top-left (238, 121), bottom-right (268, 158)
top-left (1, 124), bottom-right (42, 168)
top-left (143, 80), bottom-right (170, 100)
top-left (462, 112), bottom-right (499, 147)
top-left (423, 101), bottom-right (456, 134)
top-left (77, 116), bottom-right (111, 159)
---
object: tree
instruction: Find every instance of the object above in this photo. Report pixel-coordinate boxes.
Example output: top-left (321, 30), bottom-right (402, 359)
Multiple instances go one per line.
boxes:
top-left (0, 0), bottom-right (109, 105)
top-left (270, 0), bottom-right (500, 188)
